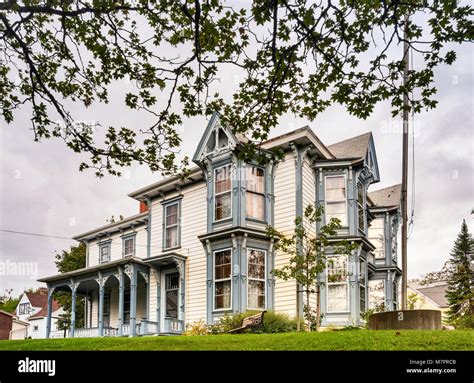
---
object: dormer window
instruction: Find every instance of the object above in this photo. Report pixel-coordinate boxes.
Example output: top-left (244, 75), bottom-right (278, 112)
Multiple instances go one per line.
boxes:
top-left (18, 303), bottom-right (30, 315)
top-left (246, 166), bottom-right (265, 221)
top-left (214, 164), bottom-right (232, 221)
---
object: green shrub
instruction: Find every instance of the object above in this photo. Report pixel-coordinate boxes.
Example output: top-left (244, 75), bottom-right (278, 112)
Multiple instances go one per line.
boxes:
top-left (184, 320), bottom-right (208, 336)
top-left (210, 311), bottom-right (298, 334)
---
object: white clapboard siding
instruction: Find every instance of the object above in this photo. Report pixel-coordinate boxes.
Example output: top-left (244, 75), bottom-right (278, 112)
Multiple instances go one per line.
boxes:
top-left (273, 152), bottom-right (297, 318)
top-left (87, 226), bottom-right (148, 267)
top-left (148, 181), bottom-right (208, 325)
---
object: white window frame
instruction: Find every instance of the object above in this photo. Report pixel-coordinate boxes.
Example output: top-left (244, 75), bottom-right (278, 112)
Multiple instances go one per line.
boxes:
top-left (122, 235), bottom-right (135, 257)
top-left (247, 248), bottom-right (267, 310)
top-left (213, 164), bottom-right (233, 222)
top-left (18, 303), bottom-right (30, 315)
top-left (213, 248), bottom-right (233, 311)
top-left (99, 243), bottom-right (110, 264)
top-left (164, 201), bottom-right (180, 250)
top-left (326, 254), bottom-right (350, 313)
top-left (324, 174), bottom-right (348, 227)
top-left (245, 165), bottom-right (266, 221)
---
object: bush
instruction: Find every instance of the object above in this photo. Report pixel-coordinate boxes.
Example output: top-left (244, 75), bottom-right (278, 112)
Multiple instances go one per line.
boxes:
top-left (184, 320), bottom-right (208, 336)
top-left (209, 311), bottom-right (298, 334)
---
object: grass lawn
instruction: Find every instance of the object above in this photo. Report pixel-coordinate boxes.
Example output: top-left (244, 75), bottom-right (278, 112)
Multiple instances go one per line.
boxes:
top-left (0, 330), bottom-right (472, 351)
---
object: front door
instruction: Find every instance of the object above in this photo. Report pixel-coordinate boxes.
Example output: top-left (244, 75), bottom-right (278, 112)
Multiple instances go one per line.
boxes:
top-left (161, 271), bottom-right (180, 332)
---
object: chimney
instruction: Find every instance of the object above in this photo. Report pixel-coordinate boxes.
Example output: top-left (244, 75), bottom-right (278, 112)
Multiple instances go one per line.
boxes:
top-left (139, 201), bottom-right (148, 214)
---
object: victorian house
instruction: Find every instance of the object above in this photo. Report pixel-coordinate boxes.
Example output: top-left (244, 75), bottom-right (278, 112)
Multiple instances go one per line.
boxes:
top-left (38, 114), bottom-right (401, 338)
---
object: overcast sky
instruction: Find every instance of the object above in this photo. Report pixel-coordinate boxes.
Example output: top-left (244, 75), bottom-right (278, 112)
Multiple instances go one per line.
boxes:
top-left (0, 14), bottom-right (473, 297)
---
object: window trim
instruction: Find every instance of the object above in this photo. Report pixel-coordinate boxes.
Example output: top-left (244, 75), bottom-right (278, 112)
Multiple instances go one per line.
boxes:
top-left (163, 200), bottom-right (181, 251)
top-left (122, 233), bottom-right (136, 257)
top-left (213, 248), bottom-right (233, 312)
top-left (324, 174), bottom-right (348, 227)
top-left (326, 254), bottom-right (350, 313)
top-left (247, 247), bottom-right (267, 310)
top-left (99, 241), bottom-right (111, 264)
top-left (213, 164), bottom-right (233, 223)
top-left (245, 165), bottom-right (266, 222)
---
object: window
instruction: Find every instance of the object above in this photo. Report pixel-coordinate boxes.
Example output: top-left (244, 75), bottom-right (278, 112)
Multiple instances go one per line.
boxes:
top-left (123, 291), bottom-right (130, 324)
top-left (359, 259), bottom-right (366, 312)
top-left (368, 280), bottom-right (385, 309)
top-left (393, 281), bottom-right (398, 310)
top-left (165, 272), bottom-right (179, 318)
top-left (248, 249), bottom-right (266, 309)
top-left (214, 165), bottom-right (232, 221)
top-left (357, 183), bottom-right (365, 231)
top-left (99, 243), bottom-right (110, 264)
top-left (325, 176), bottom-right (347, 226)
top-left (368, 217), bottom-right (385, 259)
top-left (18, 303), bottom-right (30, 315)
top-left (33, 326), bottom-right (38, 332)
top-left (164, 202), bottom-right (180, 249)
top-left (123, 235), bottom-right (135, 257)
top-left (246, 166), bottom-right (265, 221)
top-left (327, 255), bottom-right (349, 312)
top-left (214, 249), bottom-right (232, 310)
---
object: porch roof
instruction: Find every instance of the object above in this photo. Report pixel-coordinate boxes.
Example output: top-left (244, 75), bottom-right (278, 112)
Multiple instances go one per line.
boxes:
top-left (144, 253), bottom-right (187, 268)
top-left (37, 257), bottom-right (148, 283)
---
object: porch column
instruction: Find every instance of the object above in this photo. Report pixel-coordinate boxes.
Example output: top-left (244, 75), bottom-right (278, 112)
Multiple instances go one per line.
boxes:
top-left (129, 264), bottom-right (138, 337)
top-left (118, 266), bottom-right (124, 336)
top-left (176, 260), bottom-right (185, 327)
top-left (45, 285), bottom-right (53, 339)
top-left (69, 279), bottom-right (77, 338)
top-left (152, 267), bottom-right (161, 333)
top-left (97, 273), bottom-right (105, 337)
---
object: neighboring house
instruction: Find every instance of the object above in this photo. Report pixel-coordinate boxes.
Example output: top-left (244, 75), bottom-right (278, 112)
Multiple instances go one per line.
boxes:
top-left (9, 318), bottom-right (29, 340)
top-left (408, 282), bottom-right (449, 321)
top-left (38, 114), bottom-right (401, 337)
top-left (15, 288), bottom-right (62, 339)
top-left (0, 310), bottom-right (14, 340)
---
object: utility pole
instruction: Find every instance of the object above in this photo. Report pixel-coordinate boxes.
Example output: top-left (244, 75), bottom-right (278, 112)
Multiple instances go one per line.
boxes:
top-left (401, 14), bottom-right (410, 310)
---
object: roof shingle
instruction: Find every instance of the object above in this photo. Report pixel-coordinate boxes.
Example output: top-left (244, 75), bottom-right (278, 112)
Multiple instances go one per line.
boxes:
top-left (327, 132), bottom-right (372, 159)
top-left (368, 184), bottom-right (401, 208)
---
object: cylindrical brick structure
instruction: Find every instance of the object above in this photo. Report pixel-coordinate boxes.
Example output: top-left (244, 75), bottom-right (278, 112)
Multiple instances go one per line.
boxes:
top-left (368, 310), bottom-right (442, 330)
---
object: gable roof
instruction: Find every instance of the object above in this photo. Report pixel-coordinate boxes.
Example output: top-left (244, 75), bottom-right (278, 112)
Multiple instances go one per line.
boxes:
top-left (327, 132), bottom-right (372, 159)
top-left (368, 184), bottom-right (401, 208)
top-left (21, 289), bottom-right (60, 319)
top-left (409, 282), bottom-right (449, 308)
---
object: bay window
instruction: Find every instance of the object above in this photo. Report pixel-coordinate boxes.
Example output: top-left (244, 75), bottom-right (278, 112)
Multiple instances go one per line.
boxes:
top-left (246, 166), bottom-right (265, 221)
top-left (368, 217), bottom-right (385, 259)
top-left (358, 183), bottom-right (365, 231)
top-left (164, 202), bottom-right (180, 249)
top-left (214, 249), bottom-right (232, 310)
top-left (325, 175), bottom-right (347, 226)
top-left (248, 249), bottom-right (266, 309)
top-left (214, 165), bottom-right (232, 221)
top-left (327, 254), bottom-right (349, 312)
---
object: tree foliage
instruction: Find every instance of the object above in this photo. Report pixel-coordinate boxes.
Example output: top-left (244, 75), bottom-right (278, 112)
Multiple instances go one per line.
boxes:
top-left (1, 1), bottom-right (472, 176)
top-left (445, 220), bottom-right (474, 328)
top-left (53, 242), bottom-right (87, 329)
top-left (267, 204), bottom-right (357, 331)
top-left (0, 289), bottom-right (20, 313)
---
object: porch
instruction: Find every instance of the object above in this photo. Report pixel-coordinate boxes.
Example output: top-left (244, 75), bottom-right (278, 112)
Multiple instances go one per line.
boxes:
top-left (39, 256), bottom-right (186, 338)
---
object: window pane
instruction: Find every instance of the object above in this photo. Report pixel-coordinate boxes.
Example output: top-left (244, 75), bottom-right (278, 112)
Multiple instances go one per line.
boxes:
top-left (215, 280), bottom-right (231, 309)
top-left (368, 218), bottom-right (385, 258)
top-left (246, 167), bottom-right (264, 193)
top-left (328, 284), bottom-right (348, 311)
top-left (215, 250), bottom-right (231, 279)
top-left (326, 202), bottom-right (347, 226)
top-left (326, 176), bottom-right (346, 201)
top-left (248, 249), bottom-right (265, 279)
top-left (246, 193), bottom-right (265, 221)
top-left (215, 165), bottom-right (231, 194)
top-left (327, 255), bottom-right (348, 283)
top-left (248, 280), bottom-right (265, 309)
top-left (368, 280), bottom-right (385, 309)
top-left (215, 192), bottom-right (231, 220)
top-left (165, 226), bottom-right (178, 249)
top-left (124, 238), bottom-right (134, 255)
top-left (166, 204), bottom-right (178, 226)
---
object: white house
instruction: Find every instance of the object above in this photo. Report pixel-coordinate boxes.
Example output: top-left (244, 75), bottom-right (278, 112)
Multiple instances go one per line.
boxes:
top-left (15, 288), bottom-right (63, 339)
top-left (38, 114), bottom-right (401, 337)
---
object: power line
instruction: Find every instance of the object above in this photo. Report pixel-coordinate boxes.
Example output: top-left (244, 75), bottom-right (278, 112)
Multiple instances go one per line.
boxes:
top-left (0, 229), bottom-right (72, 240)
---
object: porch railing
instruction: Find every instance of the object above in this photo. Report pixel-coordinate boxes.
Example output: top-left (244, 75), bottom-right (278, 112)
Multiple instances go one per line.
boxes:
top-left (140, 320), bottom-right (159, 335)
top-left (163, 318), bottom-right (184, 334)
top-left (121, 323), bottom-right (141, 336)
top-left (49, 330), bottom-right (68, 339)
